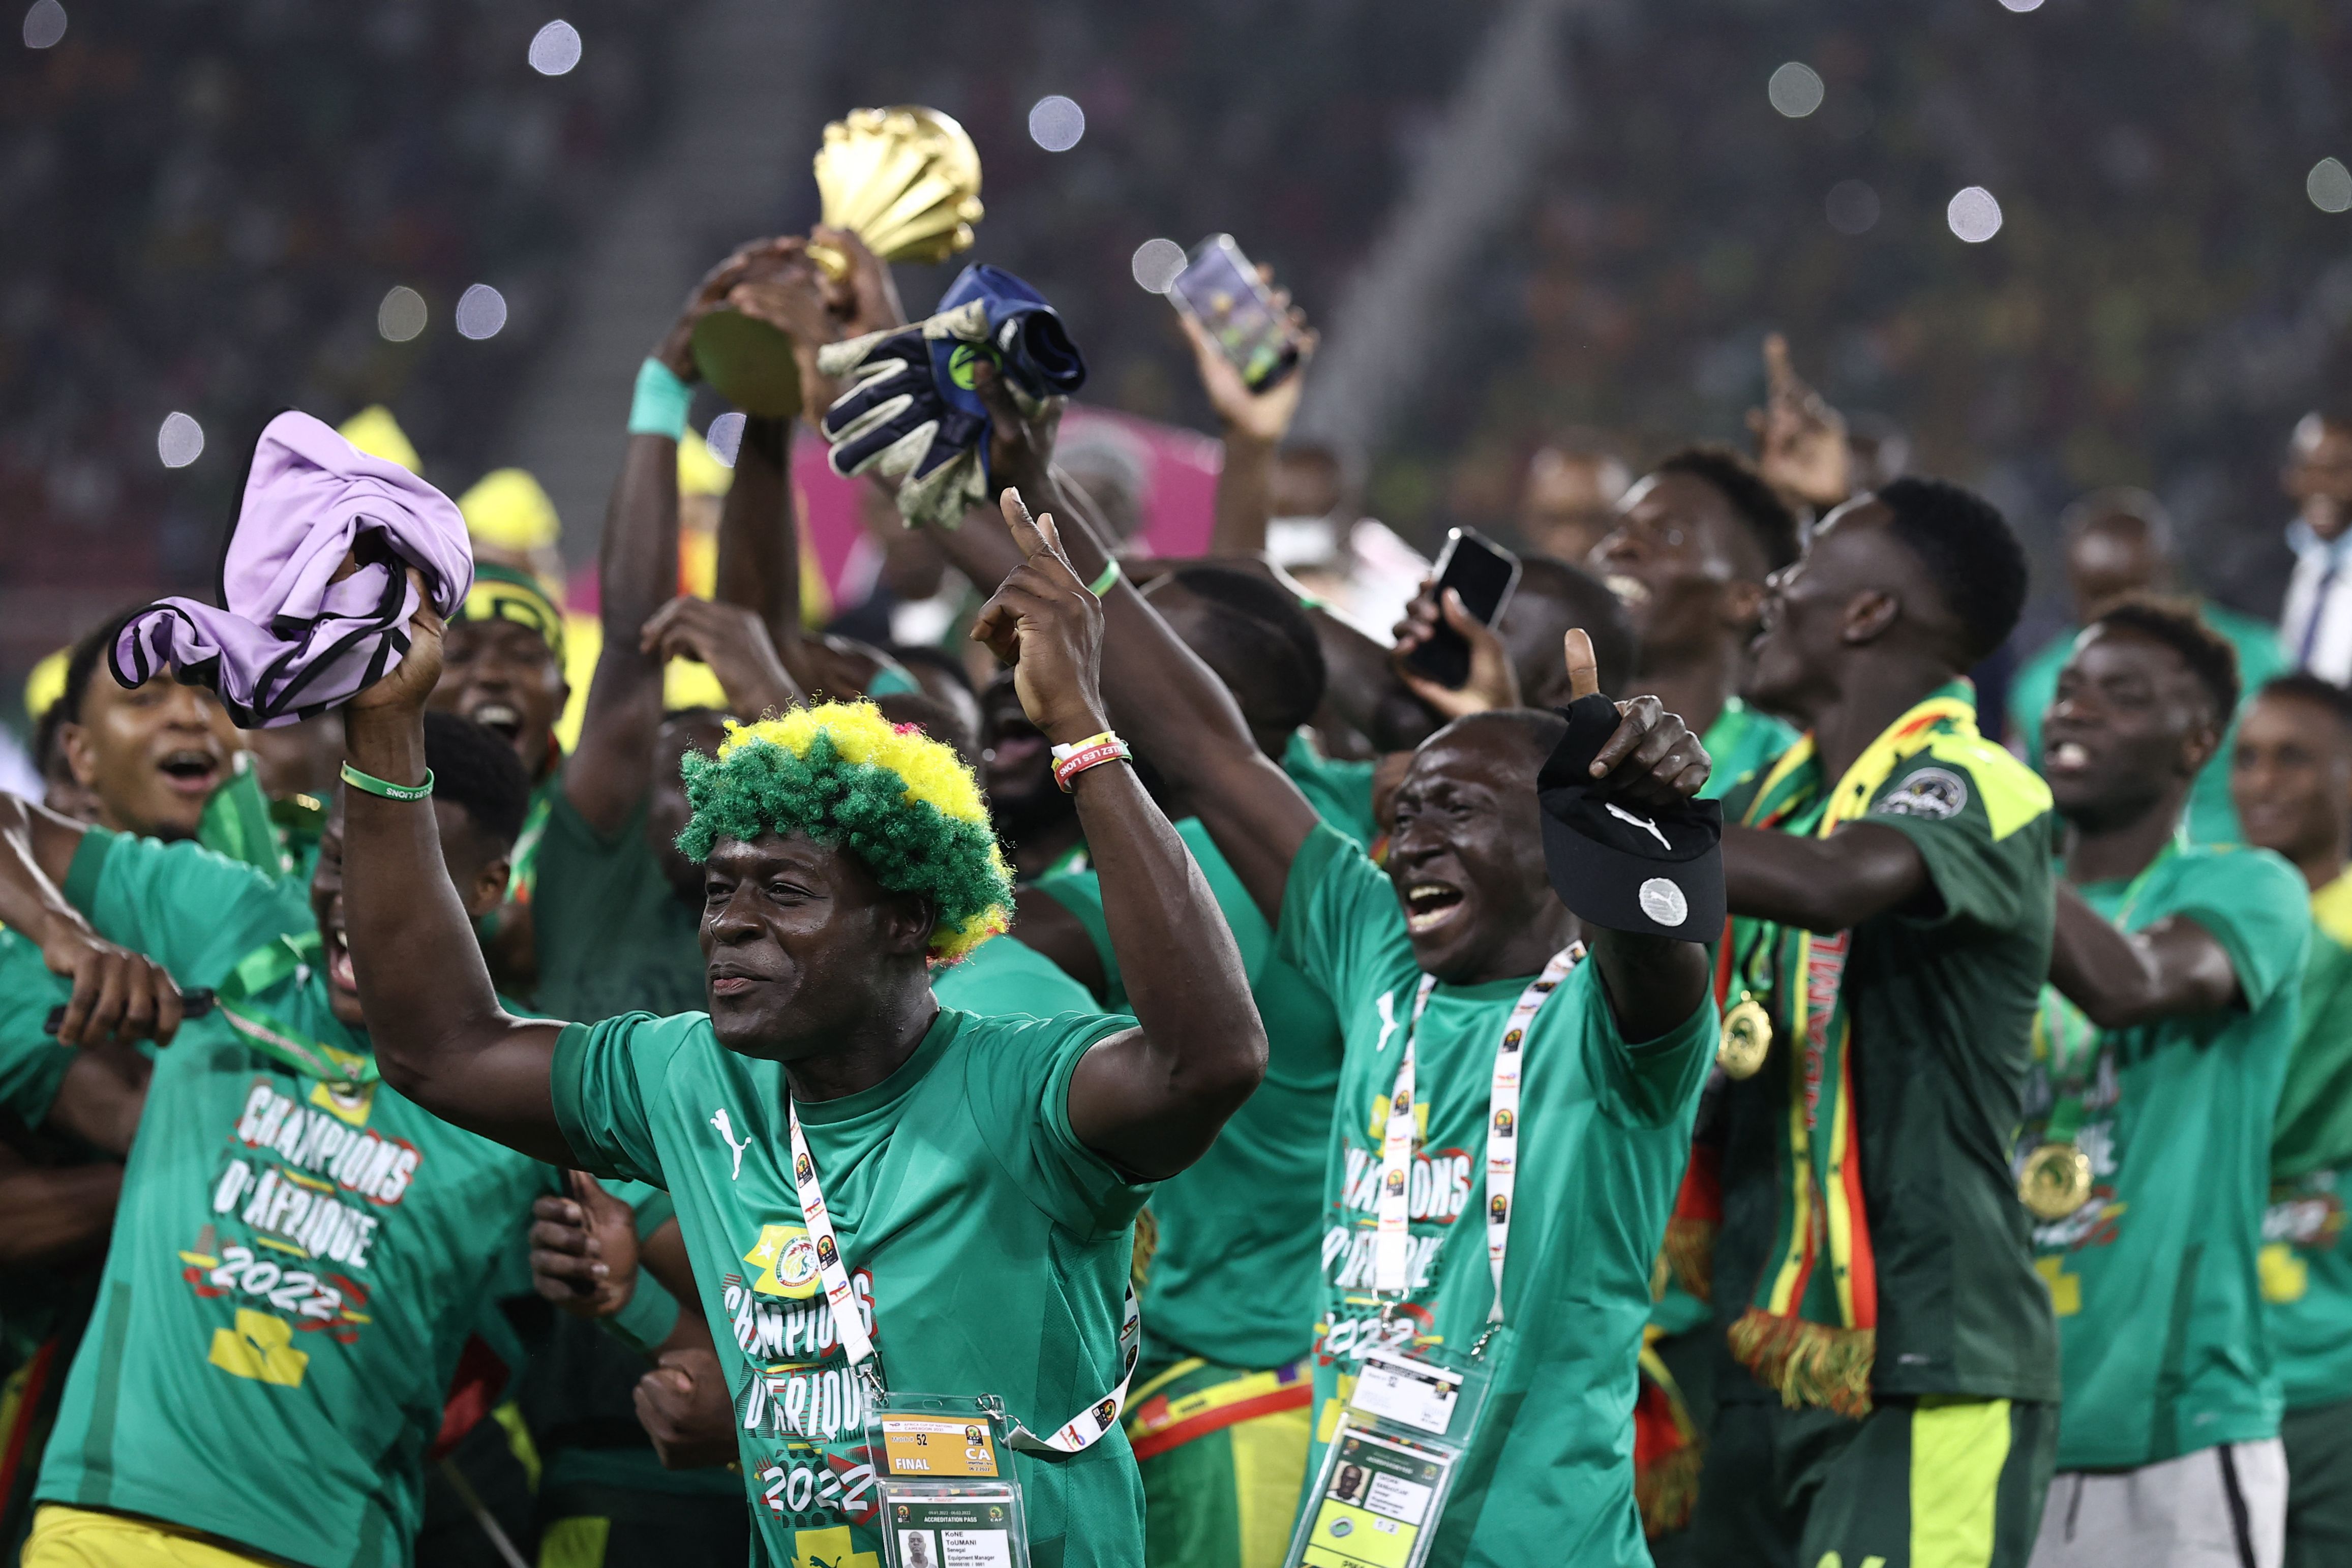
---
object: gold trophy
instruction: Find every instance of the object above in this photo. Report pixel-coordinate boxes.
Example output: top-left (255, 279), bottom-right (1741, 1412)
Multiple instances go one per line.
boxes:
top-left (691, 106), bottom-right (985, 418)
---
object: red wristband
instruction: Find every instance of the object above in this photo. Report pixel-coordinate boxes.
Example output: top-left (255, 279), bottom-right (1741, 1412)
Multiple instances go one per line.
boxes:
top-left (1050, 731), bottom-right (1131, 792)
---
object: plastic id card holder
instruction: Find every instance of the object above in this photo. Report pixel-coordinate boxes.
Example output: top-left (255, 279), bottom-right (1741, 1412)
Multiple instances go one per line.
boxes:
top-left (1283, 1339), bottom-right (1500, 1568)
top-left (870, 1391), bottom-right (1029, 1568)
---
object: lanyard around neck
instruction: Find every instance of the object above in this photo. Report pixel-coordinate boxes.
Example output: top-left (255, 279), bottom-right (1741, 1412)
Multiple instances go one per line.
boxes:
top-left (1374, 945), bottom-right (1583, 1330)
top-left (216, 933), bottom-right (379, 1089)
top-left (782, 1092), bottom-right (1140, 1456)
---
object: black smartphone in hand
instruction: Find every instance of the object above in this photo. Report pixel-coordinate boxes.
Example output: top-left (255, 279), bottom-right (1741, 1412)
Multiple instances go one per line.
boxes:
top-left (1401, 528), bottom-right (1521, 689)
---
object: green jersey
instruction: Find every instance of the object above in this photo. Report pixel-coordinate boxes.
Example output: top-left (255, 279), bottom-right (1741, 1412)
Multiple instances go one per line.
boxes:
top-left (1038, 817), bottom-right (1346, 1372)
top-left (2009, 604), bottom-right (2286, 846)
top-left (1283, 728), bottom-right (1380, 849)
top-left (2263, 871), bottom-right (2352, 1413)
top-left (0, 928), bottom-right (75, 1130)
top-left (1278, 822), bottom-right (1714, 1566)
top-left (33, 829), bottom-right (559, 1568)
top-left (2024, 845), bottom-right (2309, 1468)
top-left (931, 933), bottom-right (1100, 1018)
top-left (551, 1003), bottom-right (1149, 1568)
top-left (1698, 696), bottom-right (1796, 804)
top-left (532, 790), bottom-right (706, 1022)
top-left (1715, 727), bottom-right (2062, 1404)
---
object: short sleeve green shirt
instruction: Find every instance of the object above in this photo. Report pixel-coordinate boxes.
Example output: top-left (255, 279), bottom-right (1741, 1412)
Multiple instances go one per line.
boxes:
top-left (1714, 731), bottom-right (2062, 1404)
top-left (1282, 729), bottom-right (1380, 849)
top-left (1037, 818), bottom-right (1347, 1371)
top-left (32, 830), bottom-right (560, 1568)
top-left (2022, 845), bottom-right (2308, 1466)
top-left (931, 933), bottom-right (1101, 1018)
top-left (531, 791), bottom-right (706, 1022)
top-left (550, 1005), bottom-right (1149, 1568)
top-left (2263, 872), bottom-right (2352, 1413)
top-left (0, 927), bottom-right (75, 1128)
top-left (1278, 822), bottom-right (1714, 1567)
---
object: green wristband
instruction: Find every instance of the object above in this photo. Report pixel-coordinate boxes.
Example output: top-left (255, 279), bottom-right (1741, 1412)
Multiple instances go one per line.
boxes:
top-left (340, 762), bottom-right (434, 802)
top-left (1088, 557), bottom-right (1123, 596)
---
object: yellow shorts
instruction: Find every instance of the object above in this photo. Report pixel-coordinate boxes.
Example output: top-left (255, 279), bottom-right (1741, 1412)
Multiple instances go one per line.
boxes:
top-left (21, 1505), bottom-right (280, 1566)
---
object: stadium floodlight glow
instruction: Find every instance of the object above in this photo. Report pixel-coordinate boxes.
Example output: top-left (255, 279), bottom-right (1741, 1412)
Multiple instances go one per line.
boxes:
top-left (2310, 158), bottom-right (2352, 215)
top-left (529, 19), bottom-right (581, 76)
top-left (1768, 63), bottom-right (1825, 119)
top-left (378, 286), bottom-right (428, 343)
top-left (158, 412), bottom-right (204, 469)
top-left (1028, 95), bottom-right (1085, 153)
top-left (1826, 179), bottom-right (1881, 236)
top-left (1131, 238), bottom-right (1187, 294)
top-left (22, 0), bottom-right (66, 49)
top-left (706, 411), bottom-right (746, 467)
top-left (455, 283), bottom-right (508, 340)
top-left (1946, 185), bottom-right (2003, 243)
top-left (1998, 0), bottom-right (2045, 12)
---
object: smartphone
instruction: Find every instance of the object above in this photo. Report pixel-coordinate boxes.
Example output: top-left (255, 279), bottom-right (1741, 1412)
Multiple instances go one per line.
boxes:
top-left (1401, 529), bottom-right (1521, 689)
top-left (1168, 233), bottom-right (1300, 393)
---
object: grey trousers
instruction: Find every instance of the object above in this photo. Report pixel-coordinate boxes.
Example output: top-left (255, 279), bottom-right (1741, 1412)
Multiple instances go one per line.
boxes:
top-left (2030, 1439), bottom-right (2287, 1568)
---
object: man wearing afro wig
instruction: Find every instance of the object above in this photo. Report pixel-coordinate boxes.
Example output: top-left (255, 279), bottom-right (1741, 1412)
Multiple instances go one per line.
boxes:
top-left (335, 495), bottom-right (1268, 1568)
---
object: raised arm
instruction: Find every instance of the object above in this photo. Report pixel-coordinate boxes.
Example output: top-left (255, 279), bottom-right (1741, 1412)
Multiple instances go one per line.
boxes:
top-left (936, 371), bottom-right (1322, 923)
top-left (0, 793), bottom-right (183, 1047)
top-left (1723, 821), bottom-right (1933, 932)
top-left (1184, 265), bottom-right (1315, 556)
top-left (566, 244), bottom-right (785, 834)
top-left (2047, 884), bottom-right (2241, 1029)
top-left (973, 493), bottom-right (1265, 1180)
top-left (342, 589), bottom-right (572, 1163)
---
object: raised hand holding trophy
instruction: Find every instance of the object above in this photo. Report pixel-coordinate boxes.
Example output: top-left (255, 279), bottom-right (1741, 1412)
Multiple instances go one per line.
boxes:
top-left (691, 106), bottom-right (984, 418)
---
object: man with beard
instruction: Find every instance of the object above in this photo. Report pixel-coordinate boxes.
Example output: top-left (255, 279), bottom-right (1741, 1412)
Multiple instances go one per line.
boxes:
top-left (0, 712), bottom-right (570, 1568)
top-left (997, 420), bottom-right (1721, 1562)
top-left (333, 491), bottom-right (1269, 1568)
top-left (2024, 604), bottom-right (2308, 1568)
top-left (1693, 478), bottom-right (2061, 1566)
top-left (2232, 674), bottom-right (2352, 1568)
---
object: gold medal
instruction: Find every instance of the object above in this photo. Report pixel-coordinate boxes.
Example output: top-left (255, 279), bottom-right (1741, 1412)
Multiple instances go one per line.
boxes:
top-left (2018, 1141), bottom-right (2094, 1221)
top-left (1717, 992), bottom-right (1772, 1079)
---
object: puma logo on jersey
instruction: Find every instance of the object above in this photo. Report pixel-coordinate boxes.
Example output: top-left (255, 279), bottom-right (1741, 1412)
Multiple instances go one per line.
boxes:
top-left (711, 1108), bottom-right (752, 1180)
top-left (1606, 802), bottom-right (1671, 851)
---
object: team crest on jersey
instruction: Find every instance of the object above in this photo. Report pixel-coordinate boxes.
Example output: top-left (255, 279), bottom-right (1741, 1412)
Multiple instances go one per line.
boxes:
top-left (742, 1223), bottom-right (823, 1299)
top-left (1876, 767), bottom-right (1968, 820)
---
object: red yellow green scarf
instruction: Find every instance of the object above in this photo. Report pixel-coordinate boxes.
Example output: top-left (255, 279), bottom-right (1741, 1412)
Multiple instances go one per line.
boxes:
top-left (1723, 684), bottom-right (1980, 1417)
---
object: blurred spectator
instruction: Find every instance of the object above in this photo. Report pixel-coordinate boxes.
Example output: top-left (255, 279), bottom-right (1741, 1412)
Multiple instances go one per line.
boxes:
top-left (2279, 412), bottom-right (2352, 683)
top-left (1519, 439), bottom-right (1632, 564)
top-left (2009, 486), bottom-right (2285, 843)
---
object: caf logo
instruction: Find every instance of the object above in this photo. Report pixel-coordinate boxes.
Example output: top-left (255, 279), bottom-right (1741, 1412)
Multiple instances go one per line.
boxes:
top-left (794, 1152), bottom-right (813, 1184)
top-left (966, 1425), bottom-right (985, 1443)
top-left (1384, 1169), bottom-right (1406, 1194)
top-left (1490, 1194), bottom-right (1509, 1223)
top-left (1095, 1398), bottom-right (1120, 1426)
top-left (988, 1506), bottom-right (1005, 1522)
top-left (1493, 1108), bottom-right (1515, 1136)
top-left (816, 1235), bottom-right (838, 1269)
top-left (1502, 1029), bottom-right (1523, 1050)
top-left (1392, 1088), bottom-right (1411, 1114)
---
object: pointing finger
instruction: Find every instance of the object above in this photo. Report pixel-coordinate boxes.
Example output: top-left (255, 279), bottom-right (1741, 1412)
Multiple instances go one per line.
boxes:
top-left (999, 487), bottom-right (1049, 559)
top-left (1763, 332), bottom-right (1794, 397)
top-left (1563, 628), bottom-right (1600, 702)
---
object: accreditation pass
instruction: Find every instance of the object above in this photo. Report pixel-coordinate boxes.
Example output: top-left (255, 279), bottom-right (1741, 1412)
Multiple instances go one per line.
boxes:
top-left (886, 1490), bottom-right (1019, 1567)
top-left (1301, 1428), bottom-right (1451, 1568)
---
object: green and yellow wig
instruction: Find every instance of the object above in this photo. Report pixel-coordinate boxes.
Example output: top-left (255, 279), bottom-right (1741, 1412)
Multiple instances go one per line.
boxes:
top-left (676, 703), bottom-right (1013, 963)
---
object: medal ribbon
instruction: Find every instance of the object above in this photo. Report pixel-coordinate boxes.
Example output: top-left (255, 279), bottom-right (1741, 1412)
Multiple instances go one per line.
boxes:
top-left (1724, 683), bottom-right (1981, 1417)
top-left (1374, 946), bottom-right (1585, 1325)
top-left (784, 1093), bottom-right (1141, 1456)
top-left (213, 933), bottom-right (379, 1089)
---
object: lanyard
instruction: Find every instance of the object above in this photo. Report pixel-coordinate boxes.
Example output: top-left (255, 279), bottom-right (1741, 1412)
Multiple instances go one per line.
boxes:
top-left (783, 1095), bottom-right (1140, 1456)
top-left (216, 933), bottom-right (379, 1090)
top-left (1374, 946), bottom-right (1583, 1328)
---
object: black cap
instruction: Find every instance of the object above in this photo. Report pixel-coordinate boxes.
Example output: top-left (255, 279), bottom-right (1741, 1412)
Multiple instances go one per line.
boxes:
top-left (1536, 694), bottom-right (1725, 940)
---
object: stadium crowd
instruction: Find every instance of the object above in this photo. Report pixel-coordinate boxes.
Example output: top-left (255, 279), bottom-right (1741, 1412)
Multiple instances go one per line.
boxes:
top-left (7, 201), bottom-right (2352, 1568)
